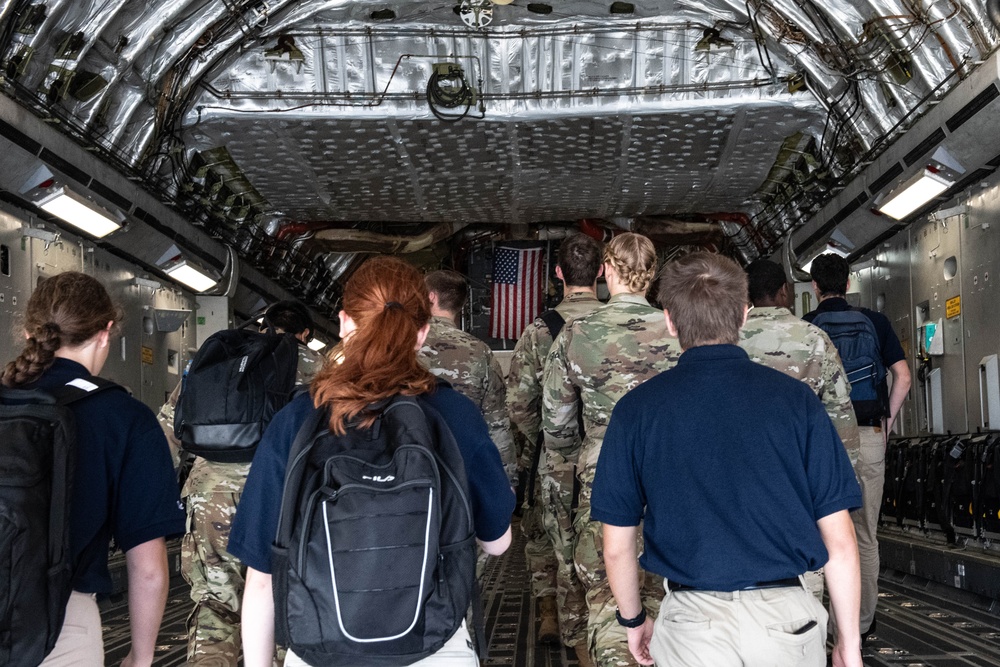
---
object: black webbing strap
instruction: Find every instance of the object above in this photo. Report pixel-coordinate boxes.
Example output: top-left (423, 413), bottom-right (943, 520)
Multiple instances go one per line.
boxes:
top-left (539, 309), bottom-right (566, 340)
top-left (471, 580), bottom-right (488, 662)
top-left (274, 406), bottom-right (327, 548)
top-left (49, 377), bottom-right (121, 578)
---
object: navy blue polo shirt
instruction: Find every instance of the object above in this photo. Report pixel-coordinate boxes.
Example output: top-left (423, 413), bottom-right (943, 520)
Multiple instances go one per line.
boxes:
top-left (229, 386), bottom-right (515, 574)
top-left (27, 359), bottom-right (185, 596)
top-left (591, 345), bottom-right (861, 591)
top-left (804, 297), bottom-right (906, 424)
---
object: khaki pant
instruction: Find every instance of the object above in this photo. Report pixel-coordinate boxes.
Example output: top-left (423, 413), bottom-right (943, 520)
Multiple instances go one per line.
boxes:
top-left (284, 622), bottom-right (478, 666)
top-left (38, 592), bottom-right (103, 667)
top-left (854, 426), bottom-right (885, 634)
top-left (650, 581), bottom-right (827, 667)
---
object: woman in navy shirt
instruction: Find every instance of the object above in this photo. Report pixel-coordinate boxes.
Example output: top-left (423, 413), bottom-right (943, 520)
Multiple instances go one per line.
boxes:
top-left (229, 256), bottom-right (514, 667)
top-left (2, 272), bottom-right (185, 667)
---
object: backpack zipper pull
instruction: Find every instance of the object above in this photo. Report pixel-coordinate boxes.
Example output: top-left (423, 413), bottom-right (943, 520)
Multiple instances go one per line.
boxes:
top-left (438, 553), bottom-right (446, 584)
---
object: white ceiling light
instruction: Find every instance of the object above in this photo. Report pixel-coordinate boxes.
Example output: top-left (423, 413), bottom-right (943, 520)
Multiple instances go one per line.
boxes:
top-left (36, 186), bottom-right (122, 238)
top-left (163, 259), bottom-right (219, 293)
top-left (876, 169), bottom-right (954, 221)
top-left (307, 338), bottom-right (327, 352)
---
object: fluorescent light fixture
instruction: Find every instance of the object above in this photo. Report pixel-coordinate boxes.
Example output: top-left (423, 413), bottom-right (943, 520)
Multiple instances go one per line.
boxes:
top-left (307, 338), bottom-right (327, 352)
top-left (36, 186), bottom-right (122, 238)
top-left (877, 169), bottom-right (953, 221)
top-left (164, 259), bottom-right (218, 293)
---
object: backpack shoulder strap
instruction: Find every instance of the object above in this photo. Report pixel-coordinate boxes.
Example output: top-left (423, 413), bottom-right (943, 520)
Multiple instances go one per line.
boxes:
top-left (539, 309), bottom-right (566, 339)
top-left (275, 406), bottom-right (329, 548)
top-left (47, 376), bottom-right (122, 406)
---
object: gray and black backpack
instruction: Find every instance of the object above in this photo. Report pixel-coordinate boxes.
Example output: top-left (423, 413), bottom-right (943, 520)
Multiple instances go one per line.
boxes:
top-left (174, 321), bottom-right (299, 463)
top-left (271, 395), bottom-right (478, 666)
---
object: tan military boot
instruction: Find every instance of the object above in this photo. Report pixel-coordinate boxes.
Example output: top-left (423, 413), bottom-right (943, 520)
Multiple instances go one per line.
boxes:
top-left (574, 642), bottom-right (596, 667)
top-left (537, 595), bottom-right (559, 644)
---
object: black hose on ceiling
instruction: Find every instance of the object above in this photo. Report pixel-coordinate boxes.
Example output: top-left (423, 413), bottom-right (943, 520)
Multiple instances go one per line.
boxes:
top-left (989, 0), bottom-right (1000, 29)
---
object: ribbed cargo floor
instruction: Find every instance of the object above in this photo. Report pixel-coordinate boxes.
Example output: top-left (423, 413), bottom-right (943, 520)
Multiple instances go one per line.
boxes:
top-left (99, 521), bottom-right (1000, 666)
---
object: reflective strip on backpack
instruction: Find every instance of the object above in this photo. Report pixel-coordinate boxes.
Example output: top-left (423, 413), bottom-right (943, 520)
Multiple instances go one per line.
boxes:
top-left (322, 487), bottom-right (435, 644)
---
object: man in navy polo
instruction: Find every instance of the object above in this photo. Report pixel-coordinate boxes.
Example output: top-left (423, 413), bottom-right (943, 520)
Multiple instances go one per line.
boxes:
top-left (804, 253), bottom-right (911, 642)
top-left (591, 252), bottom-right (862, 667)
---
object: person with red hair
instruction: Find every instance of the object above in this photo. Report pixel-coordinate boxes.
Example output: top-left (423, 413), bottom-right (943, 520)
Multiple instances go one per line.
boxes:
top-left (228, 256), bottom-right (515, 667)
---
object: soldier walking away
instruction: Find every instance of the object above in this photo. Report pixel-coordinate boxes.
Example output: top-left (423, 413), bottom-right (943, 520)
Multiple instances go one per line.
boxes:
top-left (170, 301), bottom-right (323, 667)
top-left (541, 233), bottom-right (682, 667)
top-left (740, 259), bottom-right (861, 601)
top-left (419, 269), bottom-right (517, 483)
top-left (594, 252), bottom-right (862, 667)
top-left (804, 253), bottom-right (911, 645)
top-left (507, 234), bottom-right (603, 661)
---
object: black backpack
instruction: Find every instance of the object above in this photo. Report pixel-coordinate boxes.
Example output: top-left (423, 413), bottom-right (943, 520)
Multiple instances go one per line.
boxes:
top-left (174, 324), bottom-right (299, 462)
top-left (272, 396), bottom-right (477, 666)
top-left (0, 377), bottom-right (119, 667)
top-left (811, 309), bottom-right (888, 424)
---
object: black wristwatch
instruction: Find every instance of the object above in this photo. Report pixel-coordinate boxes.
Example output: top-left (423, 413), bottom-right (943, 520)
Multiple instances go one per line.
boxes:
top-left (615, 607), bottom-right (646, 628)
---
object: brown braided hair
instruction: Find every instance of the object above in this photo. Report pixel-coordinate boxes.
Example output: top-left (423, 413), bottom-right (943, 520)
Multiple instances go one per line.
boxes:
top-left (312, 256), bottom-right (437, 435)
top-left (604, 233), bottom-right (657, 295)
top-left (1, 272), bottom-right (122, 387)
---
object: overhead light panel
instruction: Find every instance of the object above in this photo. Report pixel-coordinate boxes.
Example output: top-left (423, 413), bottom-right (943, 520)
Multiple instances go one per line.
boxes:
top-left (307, 338), bottom-right (327, 352)
top-left (876, 168), bottom-right (953, 221)
top-left (163, 259), bottom-right (218, 293)
top-left (36, 186), bottom-right (122, 238)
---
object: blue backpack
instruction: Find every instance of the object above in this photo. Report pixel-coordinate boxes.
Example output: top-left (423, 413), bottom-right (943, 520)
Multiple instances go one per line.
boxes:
top-left (811, 309), bottom-right (887, 423)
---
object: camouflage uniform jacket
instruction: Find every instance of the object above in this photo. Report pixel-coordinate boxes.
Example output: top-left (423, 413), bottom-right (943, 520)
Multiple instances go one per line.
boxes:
top-left (419, 316), bottom-right (517, 480)
top-left (158, 342), bottom-right (325, 497)
top-left (541, 293), bottom-right (683, 502)
top-left (740, 306), bottom-right (860, 465)
top-left (507, 292), bottom-right (602, 471)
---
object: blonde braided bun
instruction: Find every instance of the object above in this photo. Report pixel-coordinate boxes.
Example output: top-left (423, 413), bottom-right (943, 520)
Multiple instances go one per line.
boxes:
top-left (604, 233), bottom-right (657, 295)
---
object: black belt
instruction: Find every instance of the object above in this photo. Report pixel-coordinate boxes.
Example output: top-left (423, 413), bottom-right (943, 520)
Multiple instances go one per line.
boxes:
top-left (667, 577), bottom-right (801, 593)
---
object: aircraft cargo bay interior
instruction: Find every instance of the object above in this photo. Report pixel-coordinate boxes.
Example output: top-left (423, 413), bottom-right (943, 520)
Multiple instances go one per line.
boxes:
top-left (2, 0), bottom-right (1000, 665)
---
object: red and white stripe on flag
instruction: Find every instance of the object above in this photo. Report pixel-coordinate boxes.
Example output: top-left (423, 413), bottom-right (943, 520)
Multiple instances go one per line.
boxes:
top-left (490, 245), bottom-right (545, 340)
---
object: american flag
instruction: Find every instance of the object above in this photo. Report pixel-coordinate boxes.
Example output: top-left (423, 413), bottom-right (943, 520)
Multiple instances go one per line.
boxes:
top-left (491, 245), bottom-right (545, 340)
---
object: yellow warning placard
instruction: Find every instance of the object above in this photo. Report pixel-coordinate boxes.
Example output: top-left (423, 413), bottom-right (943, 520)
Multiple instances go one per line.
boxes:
top-left (945, 296), bottom-right (961, 319)
top-left (141, 346), bottom-right (154, 365)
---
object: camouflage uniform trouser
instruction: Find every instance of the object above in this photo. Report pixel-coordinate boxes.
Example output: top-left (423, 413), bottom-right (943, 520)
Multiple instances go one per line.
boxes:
top-left (182, 491), bottom-right (244, 667)
top-left (574, 507), bottom-right (663, 667)
top-left (540, 478), bottom-right (590, 648)
top-left (522, 483), bottom-right (558, 599)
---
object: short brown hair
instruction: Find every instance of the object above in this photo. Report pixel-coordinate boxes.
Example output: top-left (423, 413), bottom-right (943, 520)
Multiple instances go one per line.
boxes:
top-left (424, 270), bottom-right (468, 314)
top-left (557, 234), bottom-right (603, 287)
top-left (659, 252), bottom-right (748, 349)
top-left (604, 233), bottom-right (657, 294)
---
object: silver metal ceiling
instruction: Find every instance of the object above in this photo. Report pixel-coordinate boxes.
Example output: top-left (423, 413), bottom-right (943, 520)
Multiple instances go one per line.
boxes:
top-left (0, 0), bottom-right (996, 286)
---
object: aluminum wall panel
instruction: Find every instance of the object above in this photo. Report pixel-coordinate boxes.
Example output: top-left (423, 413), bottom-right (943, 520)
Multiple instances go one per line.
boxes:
top-left (959, 172), bottom-right (1000, 431)
top-left (869, 233), bottom-right (917, 436)
top-left (0, 207), bottom-right (32, 356)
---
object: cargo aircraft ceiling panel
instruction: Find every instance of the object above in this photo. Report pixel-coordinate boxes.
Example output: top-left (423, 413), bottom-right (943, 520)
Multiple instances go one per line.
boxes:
top-left (0, 0), bottom-right (995, 293)
top-left (187, 100), bottom-right (821, 223)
